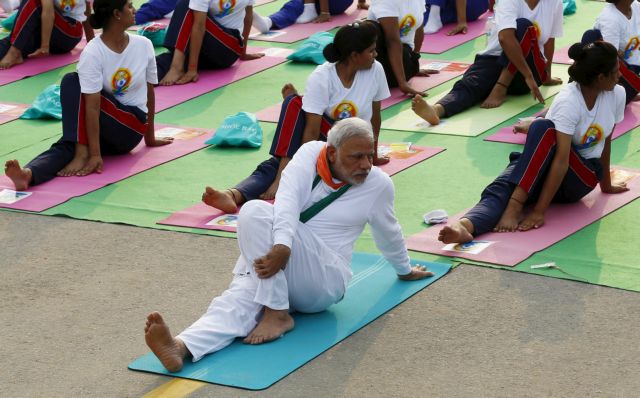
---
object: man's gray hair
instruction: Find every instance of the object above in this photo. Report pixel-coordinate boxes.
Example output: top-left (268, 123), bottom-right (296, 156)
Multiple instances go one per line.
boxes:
top-left (326, 118), bottom-right (374, 148)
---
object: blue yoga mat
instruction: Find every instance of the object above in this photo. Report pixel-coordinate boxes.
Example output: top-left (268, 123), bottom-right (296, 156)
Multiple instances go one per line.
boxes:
top-left (128, 253), bottom-right (451, 390)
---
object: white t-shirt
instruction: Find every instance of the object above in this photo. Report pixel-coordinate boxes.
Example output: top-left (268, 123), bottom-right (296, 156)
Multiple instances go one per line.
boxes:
top-left (595, 2), bottom-right (640, 66)
top-left (481, 0), bottom-right (563, 57)
top-left (368, 0), bottom-right (425, 47)
top-left (78, 34), bottom-right (158, 113)
top-left (546, 82), bottom-right (625, 159)
top-left (189, 0), bottom-right (254, 32)
top-left (302, 61), bottom-right (390, 123)
top-left (55, 0), bottom-right (87, 22)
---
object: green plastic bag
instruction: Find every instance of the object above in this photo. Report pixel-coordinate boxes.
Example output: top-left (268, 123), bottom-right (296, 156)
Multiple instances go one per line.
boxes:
top-left (205, 112), bottom-right (262, 148)
top-left (287, 31), bottom-right (334, 65)
top-left (563, 0), bottom-right (576, 15)
top-left (137, 22), bottom-right (167, 47)
top-left (1, 10), bottom-right (17, 30)
top-left (20, 84), bottom-right (62, 120)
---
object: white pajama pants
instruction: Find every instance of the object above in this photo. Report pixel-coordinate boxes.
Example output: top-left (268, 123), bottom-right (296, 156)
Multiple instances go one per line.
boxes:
top-left (177, 200), bottom-right (352, 362)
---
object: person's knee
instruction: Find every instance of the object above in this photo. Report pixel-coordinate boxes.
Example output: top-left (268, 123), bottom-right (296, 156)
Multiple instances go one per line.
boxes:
top-left (61, 72), bottom-right (80, 90)
top-left (238, 200), bottom-right (274, 227)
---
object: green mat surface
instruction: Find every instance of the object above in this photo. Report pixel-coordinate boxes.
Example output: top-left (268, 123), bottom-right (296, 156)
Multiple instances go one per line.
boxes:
top-left (2, 0), bottom-right (640, 293)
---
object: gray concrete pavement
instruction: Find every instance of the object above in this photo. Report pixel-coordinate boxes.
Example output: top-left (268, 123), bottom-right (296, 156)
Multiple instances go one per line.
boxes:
top-left (2, 211), bottom-right (639, 397)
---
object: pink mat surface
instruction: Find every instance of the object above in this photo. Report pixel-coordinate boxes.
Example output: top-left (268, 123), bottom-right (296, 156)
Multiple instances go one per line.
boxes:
top-left (419, 12), bottom-right (491, 54)
top-left (0, 125), bottom-right (213, 212)
top-left (0, 102), bottom-right (29, 125)
top-left (485, 102), bottom-right (640, 144)
top-left (554, 46), bottom-right (571, 65)
top-left (248, 3), bottom-right (367, 43)
top-left (154, 49), bottom-right (290, 112)
top-left (255, 60), bottom-right (470, 122)
top-left (406, 168), bottom-right (640, 266)
top-left (0, 40), bottom-right (86, 86)
top-left (158, 145), bottom-right (445, 232)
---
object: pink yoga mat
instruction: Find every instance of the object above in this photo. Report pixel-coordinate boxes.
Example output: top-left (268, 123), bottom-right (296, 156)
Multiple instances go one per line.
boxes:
top-left (248, 3), bottom-right (367, 43)
top-left (0, 40), bottom-right (86, 86)
top-left (255, 60), bottom-right (470, 122)
top-left (405, 168), bottom-right (640, 266)
top-left (554, 46), bottom-right (571, 65)
top-left (485, 102), bottom-right (640, 144)
top-left (419, 12), bottom-right (491, 54)
top-left (0, 102), bottom-right (29, 125)
top-left (154, 48), bottom-right (291, 112)
top-left (0, 125), bottom-right (214, 212)
top-left (158, 144), bottom-right (445, 232)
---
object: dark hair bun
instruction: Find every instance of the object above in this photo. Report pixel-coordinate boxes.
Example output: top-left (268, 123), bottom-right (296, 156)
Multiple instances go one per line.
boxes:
top-left (567, 41), bottom-right (618, 86)
top-left (323, 43), bottom-right (340, 63)
top-left (567, 43), bottom-right (586, 62)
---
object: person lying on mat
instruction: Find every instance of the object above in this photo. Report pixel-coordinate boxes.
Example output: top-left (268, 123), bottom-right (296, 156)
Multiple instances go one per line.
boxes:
top-left (252, 0), bottom-right (367, 33)
top-left (0, 0), bottom-right (94, 69)
top-left (144, 118), bottom-right (434, 372)
top-left (154, 0), bottom-right (264, 86)
top-left (202, 21), bottom-right (392, 213)
top-left (367, 0), bottom-right (436, 96)
top-left (423, 0), bottom-right (489, 36)
top-left (437, 41), bottom-right (629, 245)
top-left (410, 0), bottom-right (564, 125)
top-left (4, 0), bottom-right (173, 190)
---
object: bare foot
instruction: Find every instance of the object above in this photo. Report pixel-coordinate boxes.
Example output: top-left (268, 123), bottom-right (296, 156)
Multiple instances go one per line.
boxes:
top-left (202, 186), bottom-right (239, 213)
top-left (438, 221), bottom-right (473, 244)
top-left (160, 67), bottom-right (184, 86)
top-left (0, 46), bottom-right (24, 70)
top-left (493, 199), bottom-right (523, 232)
top-left (4, 160), bottom-right (32, 190)
top-left (411, 95), bottom-right (440, 125)
top-left (243, 307), bottom-right (294, 345)
top-left (144, 312), bottom-right (187, 373)
top-left (481, 83), bottom-right (508, 109)
top-left (281, 83), bottom-right (298, 99)
top-left (57, 144), bottom-right (89, 176)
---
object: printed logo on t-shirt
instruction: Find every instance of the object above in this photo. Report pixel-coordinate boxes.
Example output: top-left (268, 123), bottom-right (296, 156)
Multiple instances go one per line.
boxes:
top-left (578, 124), bottom-right (604, 150)
top-left (218, 0), bottom-right (236, 17)
top-left (623, 37), bottom-right (640, 61)
top-left (111, 68), bottom-right (132, 97)
top-left (332, 101), bottom-right (358, 120)
top-left (399, 15), bottom-right (416, 38)
top-left (59, 0), bottom-right (76, 12)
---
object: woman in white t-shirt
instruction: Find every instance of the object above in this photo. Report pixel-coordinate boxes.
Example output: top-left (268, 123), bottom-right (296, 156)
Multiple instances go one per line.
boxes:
top-left (412, 0), bottom-right (564, 125)
top-left (201, 21), bottom-right (391, 213)
top-left (4, 0), bottom-right (174, 190)
top-left (155, 0), bottom-right (264, 86)
top-left (367, 0), bottom-right (427, 96)
top-left (0, 0), bottom-right (94, 69)
top-left (437, 41), bottom-right (630, 244)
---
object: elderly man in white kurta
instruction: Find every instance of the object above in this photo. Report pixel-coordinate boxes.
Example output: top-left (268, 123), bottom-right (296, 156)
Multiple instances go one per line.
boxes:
top-left (144, 117), bottom-right (433, 372)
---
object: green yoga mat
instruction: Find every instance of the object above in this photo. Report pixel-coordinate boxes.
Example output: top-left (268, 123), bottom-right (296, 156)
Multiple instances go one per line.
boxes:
top-left (128, 253), bottom-right (451, 390)
top-left (381, 64), bottom-right (569, 136)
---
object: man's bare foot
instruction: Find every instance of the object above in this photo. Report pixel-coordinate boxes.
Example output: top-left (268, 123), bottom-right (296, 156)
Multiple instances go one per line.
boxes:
top-left (57, 144), bottom-right (89, 176)
top-left (160, 67), bottom-right (184, 86)
top-left (202, 186), bottom-right (239, 213)
top-left (493, 199), bottom-right (523, 232)
top-left (411, 95), bottom-right (440, 125)
top-left (4, 160), bottom-right (32, 190)
top-left (243, 307), bottom-right (294, 345)
top-left (0, 46), bottom-right (24, 70)
top-left (438, 221), bottom-right (473, 244)
top-left (281, 83), bottom-right (298, 99)
top-left (144, 312), bottom-right (187, 373)
top-left (481, 83), bottom-right (508, 109)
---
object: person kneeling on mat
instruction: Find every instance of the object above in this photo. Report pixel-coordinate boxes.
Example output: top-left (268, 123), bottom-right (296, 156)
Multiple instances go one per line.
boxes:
top-left (411, 0), bottom-right (564, 125)
top-left (4, 0), bottom-right (173, 190)
top-left (438, 42), bottom-right (629, 245)
top-left (143, 118), bottom-right (433, 372)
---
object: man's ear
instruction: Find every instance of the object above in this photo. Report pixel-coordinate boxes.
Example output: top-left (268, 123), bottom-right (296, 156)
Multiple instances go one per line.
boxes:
top-left (326, 145), bottom-right (337, 163)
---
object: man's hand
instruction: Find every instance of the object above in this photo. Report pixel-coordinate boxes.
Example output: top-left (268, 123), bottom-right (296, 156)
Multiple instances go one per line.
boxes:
top-left (146, 137), bottom-right (174, 147)
top-left (254, 244), bottom-right (291, 279)
top-left (525, 75), bottom-right (545, 104)
top-left (28, 47), bottom-right (49, 58)
top-left (601, 181), bottom-right (629, 194)
top-left (447, 22), bottom-right (468, 36)
top-left (542, 76), bottom-right (563, 86)
top-left (399, 82), bottom-right (425, 97)
top-left (398, 265), bottom-right (434, 281)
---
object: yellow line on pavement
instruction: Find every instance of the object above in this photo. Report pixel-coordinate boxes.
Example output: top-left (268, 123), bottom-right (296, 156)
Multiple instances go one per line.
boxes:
top-left (142, 379), bottom-right (206, 398)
